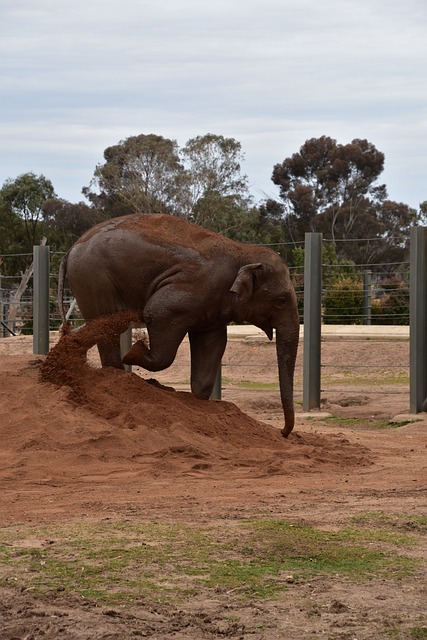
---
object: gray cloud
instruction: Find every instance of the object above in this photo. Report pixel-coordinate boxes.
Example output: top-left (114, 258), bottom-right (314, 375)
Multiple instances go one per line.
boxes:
top-left (1, 0), bottom-right (426, 208)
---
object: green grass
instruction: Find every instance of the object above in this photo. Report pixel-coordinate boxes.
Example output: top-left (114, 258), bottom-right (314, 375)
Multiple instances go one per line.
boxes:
top-left (350, 512), bottom-right (427, 533)
top-left (221, 377), bottom-right (279, 390)
top-left (320, 416), bottom-right (412, 429)
top-left (0, 517), bottom-right (421, 606)
top-left (321, 370), bottom-right (409, 386)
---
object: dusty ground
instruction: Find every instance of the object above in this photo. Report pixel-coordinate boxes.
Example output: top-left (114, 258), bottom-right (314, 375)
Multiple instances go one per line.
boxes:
top-left (0, 322), bottom-right (425, 639)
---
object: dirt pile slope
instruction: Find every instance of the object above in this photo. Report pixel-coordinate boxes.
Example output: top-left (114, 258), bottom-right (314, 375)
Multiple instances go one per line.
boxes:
top-left (0, 314), bottom-right (372, 488)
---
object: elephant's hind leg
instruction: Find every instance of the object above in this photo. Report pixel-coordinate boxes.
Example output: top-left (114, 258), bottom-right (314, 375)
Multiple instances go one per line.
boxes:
top-left (97, 337), bottom-right (124, 369)
top-left (188, 327), bottom-right (227, 399)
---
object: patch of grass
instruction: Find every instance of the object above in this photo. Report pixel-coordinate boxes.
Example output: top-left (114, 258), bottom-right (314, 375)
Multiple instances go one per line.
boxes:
top-left (321, 370), bottom-right (409, 386)
top-left (410, 628), bottom-right (427, 639)
top-left (221, 377), bottom-right (279, 390)
top-left (320, 416), bottom-right (412, 429)
top-left (0, 518), bottom-right (420, 605)
top-left (350, 512), bottom-right (427, 534)
top-left (240, 520), bottom-right (417, 578)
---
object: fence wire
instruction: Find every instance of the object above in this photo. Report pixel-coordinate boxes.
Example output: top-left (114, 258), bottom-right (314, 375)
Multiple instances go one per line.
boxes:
top-left (0, 242), bottom-right (411, 407)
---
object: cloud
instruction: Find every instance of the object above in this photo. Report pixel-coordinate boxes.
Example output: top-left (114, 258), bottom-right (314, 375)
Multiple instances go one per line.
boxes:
top-left (1, 0), bottom-right (426, 208)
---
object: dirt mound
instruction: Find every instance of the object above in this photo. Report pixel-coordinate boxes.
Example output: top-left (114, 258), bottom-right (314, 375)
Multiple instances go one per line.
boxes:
top-left (1, 323), bottom-right (426, 640)
top-left (0, 314), bottom-right (372, 488)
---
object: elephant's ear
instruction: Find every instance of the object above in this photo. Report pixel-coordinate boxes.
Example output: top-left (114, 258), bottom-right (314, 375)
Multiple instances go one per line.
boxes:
top-left (230, 263), bottom-right (262, 305)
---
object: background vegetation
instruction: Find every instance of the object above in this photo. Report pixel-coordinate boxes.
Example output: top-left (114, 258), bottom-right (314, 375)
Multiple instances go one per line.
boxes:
top-left (0, 133), bottom-right (425, 325)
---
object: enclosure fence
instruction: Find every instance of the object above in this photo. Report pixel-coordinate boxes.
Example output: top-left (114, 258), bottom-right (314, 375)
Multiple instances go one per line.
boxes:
top-left (1, 228), bottom-right (426, 414)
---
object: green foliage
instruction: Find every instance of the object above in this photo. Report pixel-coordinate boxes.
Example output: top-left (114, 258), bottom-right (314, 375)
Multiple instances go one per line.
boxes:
top-left (0, 173), bottom-right (56, 276)
top-left (286, 246), bottom-right (304, 321)
top-left (371, 276), bottom-right (410, 325)
top-left (83, 133), bottom-right (185, 217)
top-left (82, 132), bottom-right (256, 238)
top-left (323, 275), bottom-right (363, 324)
top-left (0, 172), bottom-right (55, 248)
top-left (0, 135), bottom-right (420, 346)
top-left (288, 243), bottom-right (363, 324)
top-left (42, 198), bottom-right (106, 253)
top-left (181, 133), bottom-right (250, 212)
top-left (19, 298), bottom-right (62, 335)
top-left (268, 136), bottom-right (422, 265)
top-left (190, 192), bottom-right (257, 241)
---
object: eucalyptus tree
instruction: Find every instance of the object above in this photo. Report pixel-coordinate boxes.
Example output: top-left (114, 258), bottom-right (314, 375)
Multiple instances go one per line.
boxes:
top-left (269, 136), bottom-right (420, 265)
top-left (83, 134), bottom-right (187, 217)
top-left (0, 172), bottom-right (56, 250)
top-left (83, 132), bottom-right (256, 241)
top-left (42, 198), bottom-right (104, 251)
top-left (179, 133), bottom-right (260, 242)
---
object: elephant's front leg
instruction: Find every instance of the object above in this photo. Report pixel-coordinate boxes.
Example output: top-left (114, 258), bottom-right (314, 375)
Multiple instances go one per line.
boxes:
top-left (122, 325), bottom-right (187, 372)
top-left (188, 327), bottom-right (227, 399)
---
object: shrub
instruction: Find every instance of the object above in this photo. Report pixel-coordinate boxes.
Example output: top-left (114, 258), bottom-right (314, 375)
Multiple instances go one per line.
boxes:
top-left (371, 277), bottom-right (409, 325)
top-left (323, 276), bottom-right (363, 325)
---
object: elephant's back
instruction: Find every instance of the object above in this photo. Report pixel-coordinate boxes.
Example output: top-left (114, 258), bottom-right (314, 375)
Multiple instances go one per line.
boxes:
top-left (64, 214), bottom-right (217, 319)
top-left (72, 213), bottom-right (239, 260)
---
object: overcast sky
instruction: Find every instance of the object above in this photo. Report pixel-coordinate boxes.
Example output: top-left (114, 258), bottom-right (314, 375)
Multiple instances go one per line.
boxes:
top-left (1, 0), bottom-right (426, 210)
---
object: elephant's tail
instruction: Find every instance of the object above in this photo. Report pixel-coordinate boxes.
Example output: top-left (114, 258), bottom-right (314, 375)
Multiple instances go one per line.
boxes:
top-left (58, 249), bottom-right (71, 324)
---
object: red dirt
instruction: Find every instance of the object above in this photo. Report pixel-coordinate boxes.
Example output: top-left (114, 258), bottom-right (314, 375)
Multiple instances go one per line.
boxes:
top-left (0, 318), bottom-right (426, 639)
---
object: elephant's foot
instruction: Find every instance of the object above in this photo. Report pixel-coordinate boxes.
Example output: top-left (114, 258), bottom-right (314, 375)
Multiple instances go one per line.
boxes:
top-left (122, 339), bottom-right (148, 366)
top-left (190, 387), bottom-right (212, 401)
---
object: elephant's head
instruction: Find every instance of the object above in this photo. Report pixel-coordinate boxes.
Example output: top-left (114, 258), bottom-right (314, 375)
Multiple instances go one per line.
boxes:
top-left (230, 261), bottom-right (299, 437)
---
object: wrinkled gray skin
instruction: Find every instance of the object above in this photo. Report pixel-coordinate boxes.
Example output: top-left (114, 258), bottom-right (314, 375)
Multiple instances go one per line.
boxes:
top-left (58, 213), bottom-right (299, 436)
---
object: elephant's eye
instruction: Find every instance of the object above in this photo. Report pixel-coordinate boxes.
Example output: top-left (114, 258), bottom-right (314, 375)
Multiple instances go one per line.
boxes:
top-left (275, 295), bottom-right (288, 308)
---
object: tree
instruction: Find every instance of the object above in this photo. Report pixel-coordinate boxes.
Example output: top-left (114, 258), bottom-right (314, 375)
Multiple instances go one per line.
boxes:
top-left (83, 132), bottom-right (260, 242)
top-left (272, 137), bottom-right (386, 243)
top-left (257, 198), bottom-right (293, 260)
top-left (83, 134), bottom-right (186, 217)
top-left (269, 136), bottom-right (423, 265)
top-left (419, 200), bottom-right (427, 223)
top-left (189, 191), bottom-right (257, 240)
top-left (0, 197), bottom-right (25, 254)
top-left (181, 134), bottom-right (250, 213)
top-left (349, 200), bottom-right (417, 266)
top-left (0, 173), bottom-right (56, 250)
top-left (42, 198), bottom-right (105, 252)
top-left (177, 133), bottom-right (261, 240)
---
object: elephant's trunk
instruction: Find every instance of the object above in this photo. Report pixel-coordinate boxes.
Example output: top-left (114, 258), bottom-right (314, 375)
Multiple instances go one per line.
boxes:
top-left (275, 308), bottom-right (299, 438)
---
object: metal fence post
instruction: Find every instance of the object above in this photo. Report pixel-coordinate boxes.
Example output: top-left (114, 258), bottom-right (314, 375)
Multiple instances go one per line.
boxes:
top-left (363, 270), bottom-right (372, 325)
top-left (120, 327), bottom-right (133, 372)
top-left (303, 232), bottom-right (322, 411)
top-left (210, 367), bottom-right (222, 400)
top-left (410, 227), bottom-right (427, 413)
top-left (33, 245), bottom-right (50, 355)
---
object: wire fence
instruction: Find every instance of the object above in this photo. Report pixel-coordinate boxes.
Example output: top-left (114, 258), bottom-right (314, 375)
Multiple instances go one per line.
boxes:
top-left (0, 241), bottom-right (411, 334)
top-left (0, 240), bottom-right (411, 408)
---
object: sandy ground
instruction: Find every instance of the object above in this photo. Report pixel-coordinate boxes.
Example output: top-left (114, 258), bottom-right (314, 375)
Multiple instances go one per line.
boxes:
top-left (0, 322), bottom-right (425, 639)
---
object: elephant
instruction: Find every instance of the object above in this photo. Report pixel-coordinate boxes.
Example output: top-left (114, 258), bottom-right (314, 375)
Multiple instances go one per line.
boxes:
top-left (58, 213), bottom-right (299, 437)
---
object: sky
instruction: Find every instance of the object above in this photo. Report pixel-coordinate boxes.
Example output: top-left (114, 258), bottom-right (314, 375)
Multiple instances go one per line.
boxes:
top-left (1, 0), bottom-right (426, 210)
